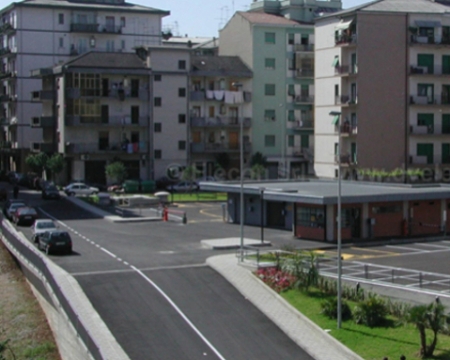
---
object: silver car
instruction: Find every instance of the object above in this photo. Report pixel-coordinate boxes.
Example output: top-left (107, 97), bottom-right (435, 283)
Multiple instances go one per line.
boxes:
top-left (31, 219), bottom-right (58, 243)
top-left (64, 182), bottom-right (99, 196)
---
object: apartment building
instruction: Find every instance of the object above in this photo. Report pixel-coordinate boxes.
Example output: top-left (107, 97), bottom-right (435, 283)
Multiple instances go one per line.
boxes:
top-left (0, 0), bottom-right (168, 172)
top-left (315, 0), bottom-right (450, 181)
top-left (219, 0), bottom-right (341, 179)
top-left (189, 55), bottom-right (252, 178)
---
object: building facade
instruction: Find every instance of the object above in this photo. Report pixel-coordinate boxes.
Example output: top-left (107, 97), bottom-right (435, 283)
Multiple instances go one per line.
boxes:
top-left (219, 0), bottom-right (342, 180)
top-left (315, 0), bottom-right (450, 181)
top-left (0, 0), bottom-right (168, 173)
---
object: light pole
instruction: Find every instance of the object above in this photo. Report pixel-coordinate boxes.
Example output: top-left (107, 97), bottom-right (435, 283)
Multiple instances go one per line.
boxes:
top-left (233, 82), bottom-right (245, 262)
top-left (330, 110), bottom-right (342, 329)
top-left (260, 187), bottom-right (265, 243)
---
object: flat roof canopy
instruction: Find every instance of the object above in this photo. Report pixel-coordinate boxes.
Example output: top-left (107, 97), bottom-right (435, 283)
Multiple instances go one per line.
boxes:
top-left (199, 180), bottom-right (450, 205)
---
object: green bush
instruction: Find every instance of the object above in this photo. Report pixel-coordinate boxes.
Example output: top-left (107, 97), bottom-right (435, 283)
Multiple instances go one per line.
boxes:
top-left (353, 295), bottom-right (387, 327)
top-left (321, 298), bottom-right (352, 320)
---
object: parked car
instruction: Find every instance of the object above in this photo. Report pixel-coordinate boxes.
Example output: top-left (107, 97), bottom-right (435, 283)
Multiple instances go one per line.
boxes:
top-left (5, 201), bottom-right (26, 220)
top-left (166, 181), bottom-right (199, 192)
top-left (156, 176), bottom-right (178, 190)
top-left (12, 206), bottom-right (38, 225)
top-left (64, 182), bottom-right (99, 196)
top-left (3, 198), bottom-right (26, 216)
top-left (31, 219), bottom-right (58, 243)
top-left (37, 230), bottom-right (72, 255)
top-left (42, 184), bottom-right (61, 200)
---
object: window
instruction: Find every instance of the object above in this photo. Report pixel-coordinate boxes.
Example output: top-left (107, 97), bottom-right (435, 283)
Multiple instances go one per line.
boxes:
top-left (417, 143), bottom-right (434, 164)
top-left (332, 55), bottom-right (339, 67)
top-left (288, 135), bottom-right (294, 147)
top-left (296, 207), bottom-right (325, 228)
top-left (265, 84), bottom-right (275, 96)
top-left (154, 97), bottom-right (161, 107)
top-left (372, 205), bottom-right (402, 214)
top-left (58, 13), bottom-right (64, 25)
top-left (417, 113), bottom-right (434, 133)
top-left (288, 110), bottom-right (295, 122)
top-left (178, 60), bottom-right (186, 70)
top-left (264, 109), bottom-right (276, 121)
top-left (178, 141), bottom-right (186, 150)
top-left (265, 58), bottom-right (275, 69)
top-left (59, 37), bottom-right (64, 48)
top-left (417, 54), bottom-right (434, 74)
top-left (178, 114), bottom-right (186, 123)
top-left (265, 32), bottom-right (276, 44)
top-left (131, 106), bottom-right (139, 124)
top-left (288, 84), bottom-right (295, 96)
top-left (265, 135), bottom-right (275, 147)
top-left (154, 123), bottom-right (161, 132)
top-left (178, 88), bottom-right (186, 97)
top-left (288, 33), bottom-right (295, 45)
top-left (154, 150), bottom-right (162, 159)
top-left (120, 17), bottom-right (126, 27)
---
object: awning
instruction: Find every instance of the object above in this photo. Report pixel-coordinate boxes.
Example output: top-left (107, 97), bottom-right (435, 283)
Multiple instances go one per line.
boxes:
top-left (415, 20), bottom-right (441, 28)
top-left (332, 56), bottom-right (339, 67)
top-left (332, 115), bottom-right (340, 125)
top-left (335, 19), bottom-right (354, 31)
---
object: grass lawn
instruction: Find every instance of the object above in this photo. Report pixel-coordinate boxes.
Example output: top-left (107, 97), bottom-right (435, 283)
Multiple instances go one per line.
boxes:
top-left (281, 288), bottom-right (450, 360)
top-left (167, 192), bottom-right (227, 202)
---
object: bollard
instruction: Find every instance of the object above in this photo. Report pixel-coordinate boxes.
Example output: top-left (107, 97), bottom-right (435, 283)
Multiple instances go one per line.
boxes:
top-left (182, 212), bottom-right (187, 224)
top-left (163, 207), bottom-right (168, 222)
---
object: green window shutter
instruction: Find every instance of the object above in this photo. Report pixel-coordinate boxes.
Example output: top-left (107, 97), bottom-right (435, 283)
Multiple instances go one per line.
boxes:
top-left (442, 143), bottom-right (450, 163)
top-left (332, 56), bottom-right (339, 67)
top-left (417, 113), bottom-right (434, 132)
top-left (443, 55), bottom-right (450, 74)
top-left (417, 143), bottom-right (434, 164)
top-left (417, 54), bottom-right (434, 74)
top-left (332, 115), bottom-right (340, 125)
top-left (265, 58), bottom-right (275, 69)
top-left (288, 110), bottom-right (295, 121)
top-left (288, 135), bottom-right (294, 147)
top-left (288, 84), bottom-right (295, 96)
top-left (301, 134), bottom-right (309, 148)
top-left (442, 114), bottom-right (450, 134)
top-left (265, 32), bottom-right (275, 44)
top-left (265, 84), bottom-right (275, 96)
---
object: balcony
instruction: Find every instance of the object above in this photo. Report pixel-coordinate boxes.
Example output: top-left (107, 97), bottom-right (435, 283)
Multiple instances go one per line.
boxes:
top-left (31, 142), bottom-right (54, 153)
top-left (335, 153), bottom-right (357, 166)
top-left (65, 115), bottom-right (148, 127)
top-left (190, 141), bottom-right (251, 154)
top-left (190, 116), bottom-right (251, 128)
top-left (0, 140), bottom-right (11, 149)
top-left (66, 87), bottom-right (148, 100)
top-left (409, 155), bottom-right (443, 165)
top-left (336, 123), bottom-right (357, 135)
top-left (70, 23), bottom-right (99, 33)
top-left (290, 147), bottom-right (314, 161)
top-left (409, 95), bottom-right (450, 106)
top-left (294, 68), bottom-right (314, 78)
top-left (65, 141), bottom-right (148, 154)
top-left (31, 90), bottom-right (54, 101)
top-left (0, 47), bottom-right (10, 56)
top-left (0, 22), bottom-right (15, 35)
top-left (410, 34), bottom-right (448, 46)
top-left (31, 116), bottom-right (56, 128)
top-left (289, 118), bottom-right (314, 130)
top-left (335, 95), bottom-right (357, 106)
top-left (0, 94), bottom-right (11, 103)
top-left (294, 44), bottom-right (314, 52)
top-left (294, 95), bottom-right (314, 104)
top-left (0, 71), bottom-right (12, 80)
top-left (189, 90), bottom-right (252, 103)
top-left (335, 65), bottom-right (358, 76)
top-left (335, 33), bottom-right (357, 46)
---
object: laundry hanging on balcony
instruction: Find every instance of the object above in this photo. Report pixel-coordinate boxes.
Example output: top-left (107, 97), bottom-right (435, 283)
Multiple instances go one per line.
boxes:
top-left (213, 90), bottom-right (224, 100)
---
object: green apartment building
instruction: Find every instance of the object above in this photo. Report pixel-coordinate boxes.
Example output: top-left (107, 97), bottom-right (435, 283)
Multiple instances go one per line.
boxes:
top-left (219, 0), bottom-right (341, 179)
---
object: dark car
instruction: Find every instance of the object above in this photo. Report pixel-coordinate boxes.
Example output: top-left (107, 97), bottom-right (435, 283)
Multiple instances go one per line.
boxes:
top-left (12, 206), bottom-right (38, 225)
top-left (42, 185), bottom-right (61, 200)
top-left (4, 201), bottom-right (26, 220)
top-left (37, 230), bottom-right (72, 255)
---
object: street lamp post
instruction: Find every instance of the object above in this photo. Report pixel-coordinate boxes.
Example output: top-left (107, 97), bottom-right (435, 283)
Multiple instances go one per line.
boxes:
top-left (233, 82), bottom-right (245, 262)
top-left (260, 187), bottom-right (265, 244)
top-left (330, 110), bottom-right (342, 329)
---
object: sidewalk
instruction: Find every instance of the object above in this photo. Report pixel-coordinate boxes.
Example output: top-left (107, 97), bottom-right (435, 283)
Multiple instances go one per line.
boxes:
top-left (207, 254), bottom-right (363, 360)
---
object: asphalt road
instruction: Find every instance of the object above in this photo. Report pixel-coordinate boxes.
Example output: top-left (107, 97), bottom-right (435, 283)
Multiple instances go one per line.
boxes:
top-left (13, 188), bottom-right (315, 360)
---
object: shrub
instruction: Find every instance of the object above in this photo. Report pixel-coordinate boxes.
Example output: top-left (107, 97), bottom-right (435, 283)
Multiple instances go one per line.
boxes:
top-left (256, 267), bottom-right (296, 293)
top-left (321, 298), bottom-right (352, 320)
top-left (353, 295), bottom-right (387, 327)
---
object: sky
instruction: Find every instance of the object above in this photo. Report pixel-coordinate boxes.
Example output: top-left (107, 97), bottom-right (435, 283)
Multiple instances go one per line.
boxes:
top-left (0, 0), bottom-right (367, 38)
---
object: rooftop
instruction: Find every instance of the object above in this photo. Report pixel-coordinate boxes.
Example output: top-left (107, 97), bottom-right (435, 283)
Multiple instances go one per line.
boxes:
top-left (191, 55), bottom-right (252, 77)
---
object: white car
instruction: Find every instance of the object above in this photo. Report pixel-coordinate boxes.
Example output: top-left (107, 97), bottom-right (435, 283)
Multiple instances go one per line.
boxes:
top-left (5, 202), bottom-right (26, 220)
top-left (31, 219), bottom-right (58, 243)
top-left (64, 182), bottom-right (99, 196)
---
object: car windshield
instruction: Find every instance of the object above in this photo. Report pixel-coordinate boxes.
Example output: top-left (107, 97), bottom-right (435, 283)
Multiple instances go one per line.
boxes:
top-left (46, 186), bottom-right (58, 191)
top-left (52, 233), bottom-right (70, 241)
top-left (37, 222), bottom-right (56, 229)
top-left (10, 203), bottom-right (25, 210)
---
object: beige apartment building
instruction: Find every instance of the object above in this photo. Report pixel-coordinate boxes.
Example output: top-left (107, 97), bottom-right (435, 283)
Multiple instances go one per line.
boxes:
top-left (315, 0), bottom-right (450, 181)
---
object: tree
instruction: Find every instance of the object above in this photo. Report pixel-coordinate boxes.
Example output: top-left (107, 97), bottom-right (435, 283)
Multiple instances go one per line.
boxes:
top-left (46, 153), bottom-right (64, 181)
top-left (25, 153), bottom-right (48, 176)
top-left (250, 151), bottom-right (267, 167)
top-left (408, 301), bottom-right (448, 357)
top-left (105, 162), bottom-right (127, 184)
top-left (215, 153), bottom-right (230, 174)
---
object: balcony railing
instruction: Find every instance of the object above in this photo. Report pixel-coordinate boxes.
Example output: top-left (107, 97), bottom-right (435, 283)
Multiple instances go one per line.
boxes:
top-left (0, 23), bottom-right (15, 34)
top-left (410, 35), bottom-right (447, 45)
top-left (66, 87), bottom-right (148, 100)
top-left (190, 142), bottom-right (251, 154)
top-left (65, 115), bottom-right (148, 127)
top-left (410, 95), bottom-right (450, 105)
top-left (294, 44), bottom-right (314, 52)
top-left (336, 123), bottom-right (358, 135)
top-left (409, 155), bottom-right (444, 165)
top-left (289, 119), bottom-right (314, 130)
top-left (66, 141), bottom-right (148, 154)
top-left (335, 33), bottom-right (357, 45)
top-left (70, 23), bottom-right (99, 33)
top-left (190, 116), bottom-right (251, 128)
top-left (335, 153), bottom-right (357, 165)
top-left (409, 124), bottom-right (450, 135)
top-left (294, 68), bottom-right (314, 78)
top-left (335, 65), bottom-right (358, 76)
top-left (31, 90), bottom-right (54, 101)
top-left (294, 95), bottom-right (314, 104)
top-left (189, 90), bottom-right (252, 103)
top-left (335, 95), bottom-right (357, 106)
top-left (290, 146), bottom-right (314, 160)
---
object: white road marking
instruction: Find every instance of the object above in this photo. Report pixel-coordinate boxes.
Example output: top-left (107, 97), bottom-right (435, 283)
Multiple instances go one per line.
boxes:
top-left (386, 245), bottom-right (430, 252)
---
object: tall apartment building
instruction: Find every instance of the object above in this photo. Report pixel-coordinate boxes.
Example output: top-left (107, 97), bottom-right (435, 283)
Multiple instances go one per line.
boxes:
top-left (0, 0), bottom-right (168, 172)
top-left (189, 55), bottom-right (252, 178)
top-left (315, 0), bottom-right (450, 181)
top-left (219, 0), bottom-right (341, 179)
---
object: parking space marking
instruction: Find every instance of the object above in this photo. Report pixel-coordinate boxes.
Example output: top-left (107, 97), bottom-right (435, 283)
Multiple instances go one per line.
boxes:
top-left (386, 245), bottom-right (431, 252)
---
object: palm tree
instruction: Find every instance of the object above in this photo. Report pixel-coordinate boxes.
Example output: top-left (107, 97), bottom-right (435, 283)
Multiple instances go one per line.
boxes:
top-left (408, 301), bottom-right (448, 357)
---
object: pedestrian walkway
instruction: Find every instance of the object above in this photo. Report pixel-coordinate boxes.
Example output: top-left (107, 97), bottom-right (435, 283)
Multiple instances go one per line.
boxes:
top-left (201, 237), bottom-right (271, 249)
top-left (207, 254), bottom-right (363, 360)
